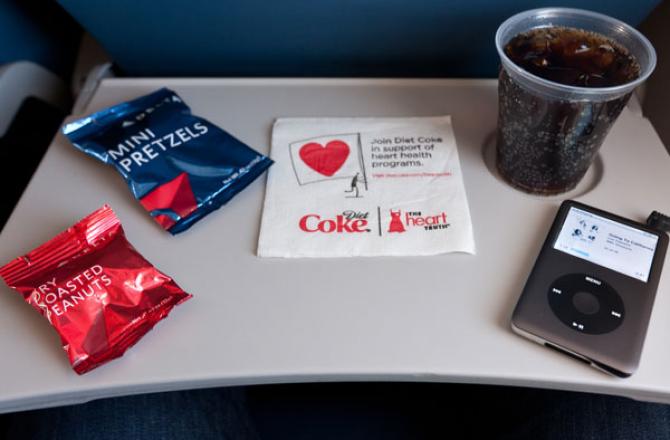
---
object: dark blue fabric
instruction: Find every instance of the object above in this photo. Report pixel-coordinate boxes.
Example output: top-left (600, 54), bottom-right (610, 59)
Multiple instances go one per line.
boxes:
top-left (248, 383), bottom-right (670, 439)
top-left (498, 388), bottom-right (670, 440)
top-left (57, 0), bottom-right (660, 77)
top-left (4, 388), bottom-right (259, 440)
top-left (5, 384), bottom-right (670, 439)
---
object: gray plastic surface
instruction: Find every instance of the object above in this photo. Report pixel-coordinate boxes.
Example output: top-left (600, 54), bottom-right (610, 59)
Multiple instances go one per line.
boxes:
top-left (0, 78), bottom-right (669, 413)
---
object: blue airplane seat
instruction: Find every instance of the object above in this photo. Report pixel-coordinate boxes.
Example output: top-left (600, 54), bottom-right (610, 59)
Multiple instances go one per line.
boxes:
top-left (57, 0), bottom-right (660, 77)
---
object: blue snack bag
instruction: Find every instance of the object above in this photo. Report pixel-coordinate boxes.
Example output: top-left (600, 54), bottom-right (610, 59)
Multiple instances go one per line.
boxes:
top-left (63, 88), bottom-right (272, 234)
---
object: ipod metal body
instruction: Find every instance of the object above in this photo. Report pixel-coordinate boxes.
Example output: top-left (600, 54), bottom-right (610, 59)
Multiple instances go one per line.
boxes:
top-left (512, 200), bottom-right (668, 377)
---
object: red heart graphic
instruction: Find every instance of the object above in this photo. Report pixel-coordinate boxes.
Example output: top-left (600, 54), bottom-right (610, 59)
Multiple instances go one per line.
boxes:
top-left (299, 140), bottom-right (350, 177)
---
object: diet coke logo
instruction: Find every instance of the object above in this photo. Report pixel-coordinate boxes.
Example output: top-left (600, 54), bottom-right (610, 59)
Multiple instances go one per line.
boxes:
top-left (299, 210), bottom-right (370, 233)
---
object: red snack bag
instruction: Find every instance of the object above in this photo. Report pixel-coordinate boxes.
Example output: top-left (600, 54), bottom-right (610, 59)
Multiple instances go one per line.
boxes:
top-left (0, 205), bottom-right (191, 374)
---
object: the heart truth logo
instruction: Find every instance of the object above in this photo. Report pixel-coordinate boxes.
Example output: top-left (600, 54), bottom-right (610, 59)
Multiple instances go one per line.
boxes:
top-left (387, 209), bottom-right (450, 233)
top-left (299, 211), bottom-right (370, 233)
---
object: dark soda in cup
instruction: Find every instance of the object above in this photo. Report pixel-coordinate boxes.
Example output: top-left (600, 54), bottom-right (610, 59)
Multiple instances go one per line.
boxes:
top-left (495, 9), bottom-right (656, 195)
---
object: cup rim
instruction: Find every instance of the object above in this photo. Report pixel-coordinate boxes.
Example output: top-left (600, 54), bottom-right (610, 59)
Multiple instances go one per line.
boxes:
top-left (495, 7), bottom-right (657, 96)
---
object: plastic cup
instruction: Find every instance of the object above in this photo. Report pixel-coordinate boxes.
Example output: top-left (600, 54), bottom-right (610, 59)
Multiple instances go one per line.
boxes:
top-left (494, 8), bottom-right (656, 195)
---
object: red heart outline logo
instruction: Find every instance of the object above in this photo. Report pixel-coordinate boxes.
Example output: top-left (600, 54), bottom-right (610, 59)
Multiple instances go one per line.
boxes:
top-left (299, 140), bottom-right (350, 177)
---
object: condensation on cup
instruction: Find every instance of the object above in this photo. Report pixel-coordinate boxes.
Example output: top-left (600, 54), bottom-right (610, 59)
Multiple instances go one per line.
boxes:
top-left (495, 8), bottom-right (656, 195)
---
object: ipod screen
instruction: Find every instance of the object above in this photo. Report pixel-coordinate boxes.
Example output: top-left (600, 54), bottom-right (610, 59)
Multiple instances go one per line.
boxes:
top-left (553, 207), bottom-right (658, 282)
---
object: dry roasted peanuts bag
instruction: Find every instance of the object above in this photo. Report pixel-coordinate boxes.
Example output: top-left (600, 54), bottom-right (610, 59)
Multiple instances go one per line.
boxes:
top-left (0, 205), bottom-right (191, 374)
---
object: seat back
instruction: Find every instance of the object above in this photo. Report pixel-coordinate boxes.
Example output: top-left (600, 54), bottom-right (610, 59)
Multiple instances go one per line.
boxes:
top-left (57, 0), bottom-right (660, 77)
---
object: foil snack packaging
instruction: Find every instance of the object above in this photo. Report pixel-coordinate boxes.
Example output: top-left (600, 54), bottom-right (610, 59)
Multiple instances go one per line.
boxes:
top-left (0, 205), bottom-right (191, 374)
top-left (62, 88), bottom-right (273, 234)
